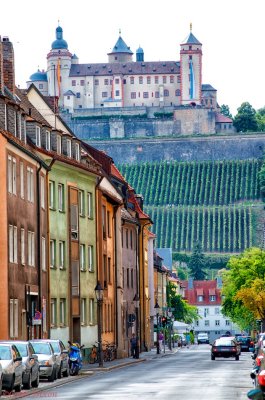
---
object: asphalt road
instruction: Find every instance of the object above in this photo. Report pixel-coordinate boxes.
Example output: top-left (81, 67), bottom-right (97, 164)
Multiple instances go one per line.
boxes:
top-left (8, 345), bottom-right (255, 400)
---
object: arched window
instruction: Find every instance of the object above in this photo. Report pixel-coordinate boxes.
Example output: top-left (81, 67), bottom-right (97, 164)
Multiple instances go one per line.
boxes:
top-left (164, 89), bottom-right (169, 97)
top-left (139, 76), bottom-right (143, 84)
top-left (175, 89), bottom-right (181, 96)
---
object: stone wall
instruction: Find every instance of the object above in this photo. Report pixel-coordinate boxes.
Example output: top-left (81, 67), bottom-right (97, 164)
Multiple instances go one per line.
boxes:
top-left (87, 135), bottom-right (265, 164)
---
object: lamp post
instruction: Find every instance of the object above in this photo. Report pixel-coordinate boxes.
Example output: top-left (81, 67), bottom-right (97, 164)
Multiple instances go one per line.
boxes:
top-left (167, 308), bottom-right (172, 350)
top-left (133, 294), bottom-right (140, 359)
top-left (95, 281), bottom-right (104, 367)
top-left (154, 300), bottom-right (160, 355)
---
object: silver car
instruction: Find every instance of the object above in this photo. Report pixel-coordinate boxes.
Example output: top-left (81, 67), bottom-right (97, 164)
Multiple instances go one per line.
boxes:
top-left (29, 340), bottom-right (57, 382)
top-left (46, 339), bottom-right (69, 378)
top-left (0, 343), bottom-right (23, 393)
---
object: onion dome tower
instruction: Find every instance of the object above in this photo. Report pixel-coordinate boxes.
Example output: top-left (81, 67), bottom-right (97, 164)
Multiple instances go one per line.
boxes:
top-left (136, 46), bottom-right (144, 62)
top-left (46, 24), bottom-right (72, 103)
top-left (108, 30), bottom-right (133, 63)
top-left (26, 68), bottom-right (48, 95)
top-left (180, 23), bottom-right (202, 105)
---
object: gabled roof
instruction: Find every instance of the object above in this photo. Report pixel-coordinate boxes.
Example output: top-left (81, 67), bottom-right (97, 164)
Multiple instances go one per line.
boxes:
top-left (202, 84), bottom-right (216, 91)
top-left (215, 112), bottom-right (233, 123)
top-left (181, 32), bottom-right (201, 45)
top-left (181, 280), bottom-right (222, 306)
top-left (108, 36), bottom-right (133, 55)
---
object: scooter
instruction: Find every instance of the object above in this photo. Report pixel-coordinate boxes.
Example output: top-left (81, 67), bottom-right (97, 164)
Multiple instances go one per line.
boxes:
top-left (68, 342), bottom-right (84, 376)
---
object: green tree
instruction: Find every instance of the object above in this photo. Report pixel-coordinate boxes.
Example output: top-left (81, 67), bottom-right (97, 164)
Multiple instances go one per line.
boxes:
top-left (166, 282), bottom-right (198, 324)
top-left (220, 104), bottom-right (232, 119)
top-left (188, 241), bottom-right (207, 280)
top-left (233, 102), bottom-right (258, 132)
top-left (258, 160), bottom-right (265, 200)
top-left (256, 108), bottom-right (265, 131)
top-left (222, 247), bottom-right (265, 331)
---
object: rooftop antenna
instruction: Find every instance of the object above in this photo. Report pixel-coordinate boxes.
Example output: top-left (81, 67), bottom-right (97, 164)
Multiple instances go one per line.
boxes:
top-left (119, 28), bottom-right (121, 36)
top-left (190, 22), bottom-right (192, 32)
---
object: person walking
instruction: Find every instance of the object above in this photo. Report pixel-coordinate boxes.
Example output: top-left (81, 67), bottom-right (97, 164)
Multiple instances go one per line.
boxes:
top-left (158, 332), bottom-right (164, 352)
top-left (130, 333), bottom-right (137, 358)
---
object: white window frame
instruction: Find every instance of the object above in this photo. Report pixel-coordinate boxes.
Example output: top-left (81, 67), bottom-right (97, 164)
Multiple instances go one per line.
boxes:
top-left (9, 225), bottom-right (17, 263)
top-left (59, 241), bottom-right (65, 269)
top-left (80, 244), bottom-right (86, 271)
top-left (46, 130), bottom-right (51, 151)
top-left (79, 190), bottom-right (85, 216)
top-left (20, 162), bottom-right (24, 199)
top-left (50, 298), bottom-right (57, 327)
top-left (59, 298), bottom-right (66, 326)
top-left (87, 192), bottom-right (93, 218)
top-left (57, 135), bottom-right (62, 154)
top-left (89, 298), bottom-right (94, 325)
top-left (75, 143), bottom-right (80, 161)
top-left (21, 228), bottom-right (25, 265)
top-left (49, 181), bottom-right (55, 209)
top-left (58, 183), bottom-right (64, 212)
top-left (27, 166), bottom-right (34, 202)
top-left (215, 320), bottom-right (220, 326)
top-left (10, 299), bottom-right (18, 338)
top-left (88, 245), bottom-right (94, 272)
top-left (81, 298), bottom-right (87, 325)
top-left (36, 126), bottom-right (41, 147)
top-left (50, 239), bottom-right (56, 268)
top-left (18, 113), bottom-right (22, 140)
top-left (28, 231), bottom-right (35, 266)
top-left (41, 176), bottom-right (45, 209)
top-left (66, 139), bottom-right (72, 157)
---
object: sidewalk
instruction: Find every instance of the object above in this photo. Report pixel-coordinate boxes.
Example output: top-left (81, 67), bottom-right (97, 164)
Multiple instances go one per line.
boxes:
top-left (81, 344), bottom-right (179, 374)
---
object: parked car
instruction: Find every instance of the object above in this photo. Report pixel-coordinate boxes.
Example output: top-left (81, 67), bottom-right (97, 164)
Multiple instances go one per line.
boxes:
top-left (12, 341), bottom-right (39, 389)
top-left (0, 343), bottom-right (23, 392)
top-left (211, 337), bottom-right (241, 360)
top-left (45, 339), bottom-right (69, 378)
top-left (29, 340), bottom-right (57, 382)
top-left (176, 334), bottom-right (187, 347)
top-left (0, 362), bottom-right (3, 396)
top-left (197, 333), bottom-right (209, 344)
top-left (236, 336), bottom-right (254, 352)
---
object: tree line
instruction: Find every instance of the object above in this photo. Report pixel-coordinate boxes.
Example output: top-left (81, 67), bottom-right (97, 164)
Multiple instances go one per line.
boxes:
top-left (221, 102), bottom-right (265, 132)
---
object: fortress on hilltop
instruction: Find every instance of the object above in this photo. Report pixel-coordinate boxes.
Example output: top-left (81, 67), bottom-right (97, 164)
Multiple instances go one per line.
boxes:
top-left (27, 24), bottom-right (235, 137)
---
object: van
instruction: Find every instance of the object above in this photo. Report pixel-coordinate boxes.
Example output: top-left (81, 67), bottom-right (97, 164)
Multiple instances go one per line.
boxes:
top-left (197, 333), bottom-right (209, 344)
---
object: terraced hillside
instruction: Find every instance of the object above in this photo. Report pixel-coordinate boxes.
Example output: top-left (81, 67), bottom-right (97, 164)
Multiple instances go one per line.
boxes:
top-left (118, 160), bottom-right (265, 254)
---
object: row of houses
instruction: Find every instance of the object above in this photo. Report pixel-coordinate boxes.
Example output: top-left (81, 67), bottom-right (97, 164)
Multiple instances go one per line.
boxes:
top-left (0, 35), bottom-right (181, 358)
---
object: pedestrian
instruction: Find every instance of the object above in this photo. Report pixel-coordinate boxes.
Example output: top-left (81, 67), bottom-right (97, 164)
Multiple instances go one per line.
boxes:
top-left (158, 332), bottom-right (164, 351)
top-left (130, 333), bottom-right (137, 358)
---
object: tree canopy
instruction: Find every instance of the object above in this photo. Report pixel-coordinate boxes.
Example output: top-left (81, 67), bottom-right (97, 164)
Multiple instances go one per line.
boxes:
top-left (222, 247), bottom-right (265, 331)
top-left (220, 104), bottom-right (232, 119)
top-left (167, 281), bottom-right (198, 324)
top-left (188, 241), bottom-right (207, 280)
top-left (233, 102), bottom-right (258, 132)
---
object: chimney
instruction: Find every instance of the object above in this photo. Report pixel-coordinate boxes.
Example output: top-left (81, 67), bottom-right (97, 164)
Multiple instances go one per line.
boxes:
top-left (0, 36), bottom-right (4, 94)
top-left (216, 276), bottom-right (222, 289)
top-left (188, 277), bottom-right (193, 289)
top-left (2, 36), bottom-right (15, 94)
top-left (135, 194), bottom-right (144, 210)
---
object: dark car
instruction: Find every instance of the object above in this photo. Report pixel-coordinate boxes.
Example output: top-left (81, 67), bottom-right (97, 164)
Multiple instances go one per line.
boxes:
top-left (236, 336), bottom-right (253, 352)
top-left (211, 338), bottom-right (241, 360)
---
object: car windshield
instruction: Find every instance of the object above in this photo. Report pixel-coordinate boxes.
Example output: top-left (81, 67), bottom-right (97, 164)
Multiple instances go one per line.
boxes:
top-left (31, 342), bottom-right (51, 355)
top-left (50, 342), bottom-right (60, 352)
top-left (214, 339), bottom-right (234, 346)
top-left (0, 346), bottom-right (11, 360)
top-left (14, 343), bottom-right (28, 357)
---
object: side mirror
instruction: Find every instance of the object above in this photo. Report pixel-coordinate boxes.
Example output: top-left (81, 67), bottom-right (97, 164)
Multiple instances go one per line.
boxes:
top-left (62, 350), bottom-right (69, 354)
top-left (30, 354), bottom-right (38, 360)
top-left (14, 357), bottom-right (22, 362)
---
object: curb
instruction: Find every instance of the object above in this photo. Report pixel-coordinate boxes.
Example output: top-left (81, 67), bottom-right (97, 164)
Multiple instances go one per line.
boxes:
top-left (81, 358), bottom-right (146, 373)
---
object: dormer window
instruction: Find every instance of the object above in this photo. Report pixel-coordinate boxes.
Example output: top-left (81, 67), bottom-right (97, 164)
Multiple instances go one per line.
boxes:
top-left (36, 126), bottom-right (41, 147)
top-left (75, 143), bottom-right (80, 162)
top-left (66, 139), bottom-right (72, 157)
top-left (210, 295), bottom-right (216, 302)
top-left (57, 135), bottom-right (62, 154)
top-left (46, 131), bottom-right (51, 151)
top-left (197, 295), bottom-right (203, 302)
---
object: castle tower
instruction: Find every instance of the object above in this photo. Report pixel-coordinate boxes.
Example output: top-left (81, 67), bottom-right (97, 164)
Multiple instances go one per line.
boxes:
top-left (108, 31), bottom-right (133, 63)
top-left (136, 46), bottom-right (144, 62)
top-left (180, 24), bottom-right (202, 105)
top-left (47, 25), bottom-right (72, 105)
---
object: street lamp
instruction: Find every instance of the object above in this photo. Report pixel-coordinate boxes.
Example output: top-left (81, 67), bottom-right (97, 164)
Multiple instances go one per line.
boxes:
top-left (154, 300), bottom-right (160, 354)
top-left (95, 281), bottom-right (104, 367)
top-left (167, 308), bottom-right (172, 350)
top-left (133, 293), bottom-right (140, 359)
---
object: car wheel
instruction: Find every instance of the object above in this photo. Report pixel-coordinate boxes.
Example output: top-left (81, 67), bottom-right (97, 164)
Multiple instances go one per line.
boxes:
top-left (24, 372), bottom-right (32, 390)
top-left (48, 367), bottom-right (56, 382)
top-left (235, 355), bottom-right (239, 361)
top-left (14, 382), bottom-right (22, 392)
top-left (211, 355), bottom-right (215, 360)
top-left (62, 366), bottom-right (69, 377)
top-left (31, 373), bottom-right (39, 388)
top-left (7, 376), bottom-right (15, 393)
top-left (57, 364), bottom-right (62, 379)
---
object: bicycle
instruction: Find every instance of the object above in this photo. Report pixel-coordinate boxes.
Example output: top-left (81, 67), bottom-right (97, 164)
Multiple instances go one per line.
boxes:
top-left (103, 341), bottom-right (117, 361)
top-left (88, 344), bottom-right (99, 364)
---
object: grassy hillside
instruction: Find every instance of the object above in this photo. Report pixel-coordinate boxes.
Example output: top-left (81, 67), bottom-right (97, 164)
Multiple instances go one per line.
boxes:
top-left (118, 160), bottom-right (265, 254)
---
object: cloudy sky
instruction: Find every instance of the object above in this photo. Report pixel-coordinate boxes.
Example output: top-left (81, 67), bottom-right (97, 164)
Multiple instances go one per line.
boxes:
top-left (2, 0), bottom-right (265, 116)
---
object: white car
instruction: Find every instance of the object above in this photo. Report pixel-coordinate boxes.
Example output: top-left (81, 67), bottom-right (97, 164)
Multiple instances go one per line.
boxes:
top-left (197, 333), bottom-right (209, 344)
top-left (0, 343), bottom-right (23, 393)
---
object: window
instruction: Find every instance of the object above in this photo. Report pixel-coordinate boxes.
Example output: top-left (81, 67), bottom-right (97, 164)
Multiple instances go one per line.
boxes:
top-left (70, 204), bottom-right (79, 240)
top-left (75, 143), bottom-right (80, 162)
top-left (88, 298), bottom-right (94, 325)
top-left (205, 320), bottom-right (209, 326)
top-left (49, 181), bottom-right (55, 209)
top-left (197, 295), bottom-right (203, 302)
top-left (18, 113), bottom-right (22, 140)
top-left (102, 205), bottom-right (106, 239)
top-left (147, 76), bottom-right (151, 84)
top-left (27, 167), bottom-right (34, 202)
top-left (102, 92), bottom-right (108, 98)
top-left (10, 299), bottom-right (18, 338)
top-left (50, 298), bottom-right (57, 326)
top-left (28, 231), bottom-right (35, 267)
top-left (130, 230), bottom-right (133, 249)
top-left (143, 92), bottom-right (149, 98)
top-left (66, 139), bottom-right (72, 157)
top-left (46, 131), bottom-right (51, 150)
top-left (225, 320), bottom-right (230, 326)
top-left (155, 91), bottom-right (160, 98)
top-left (163, 76), bottom-right (167, 84)
top-left (36, 126), bottom-right (41, 147)
top-left (59, 299), bottom-right (66, 326)
top-left (20, 162), bottom-right (24, 199)
top-left (81, 299), bottom-right (87, 325)
top-left (42, 237), bottom-right (46, 270)
top-left (104, 79), bottom-right (108, 85)
top-left (107, 211), bottom-right (111, 237)
top-left (130, 77), bottom-right (134, 84)
top-left (164, 89), bottom-right (169, 97)
top-left (76, 92), bottom-right (81, 99)
top-left (8, 155), bottom-right (16, 195)
top-left (131, 269), bottom-right (133, 288)
top-left (204, 308), bottom-right (209, 316)
top-left (196, 320), bottom-right (199, 326)
top-left (80, 244), bottom-right (86, 271)
top-left (210, 295), bottom-right (216, 302)
top-left (170, 76), bottom-right (174, 83)
top-left (57, 135), bottom-right (62, 154)
top-left (72, 80), bottom-right (76, 86)
top-left (79, 190), bottom-right (85, 216)
top-left (108, 257), bottom-right (111, 284)
top-left (80, 80), bottom-right (85, 86)
top-left (131, 92), bottom-right (136, 99)
top-left (115, 90), bottom-right (120, 96)
top-left (139, 76), bottom-right (143, 84)
top-left (127, 268), bottom-right (130, 288)
top-left (126, 229), bottom-right (128, 248)
top-left (50, 239), bottom-right (56, 268)
top-left (9, 225), bottom-right (17, 263)
top-left (175, 89), bottom-right (181, 96)
top-left (59, 241), bottom-right (65, 269)
top-left (215, 307), bottom-right (220, 315)
top-left (115, 78), bottom-right (119, 84)
top-left (58, 183), bottom-right (64, 212)
top-left (177, 76), bottom-right (181, 83)
top-left (155, 76), bottom-right (159, 84)
top-left (88, 245), bottom-right (94, 272)
top-left (41, 176), bottom-right (45, 209)
top-left (95, 79), bottom-right (99, 85)
top-left (215, 320), bottom-right (220, 326)
top-left (21, 228), bottom-right (25, 265)
top-left (87, 192), bottom-right (93, 218)
top-left (103, 255), bottom-right (107, 288)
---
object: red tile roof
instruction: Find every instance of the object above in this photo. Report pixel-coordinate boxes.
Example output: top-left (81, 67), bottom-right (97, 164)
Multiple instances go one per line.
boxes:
top-left (215, 112), bottom-right (233, 123)
top-left (181, 280), bottom-right (222, 305)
